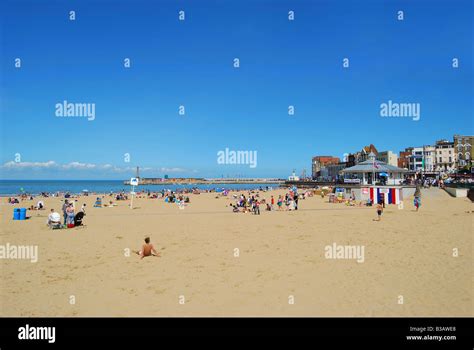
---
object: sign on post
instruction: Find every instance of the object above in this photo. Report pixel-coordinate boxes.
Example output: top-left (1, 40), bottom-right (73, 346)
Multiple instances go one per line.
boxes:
top-left (130, 178), bottom-right (139, 209)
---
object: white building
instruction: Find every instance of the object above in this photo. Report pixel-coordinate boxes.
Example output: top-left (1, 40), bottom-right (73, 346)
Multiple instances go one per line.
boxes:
top-left (406, 146), bottom-right (436, 173)
top-left (423, 145), bottom-right (436, 172)
top-left (435, 140), bottom-right (456, 173)
top-left (408, 147), bottom-right (424, 172)
top-left (288, 170), bottom-right (300, 181)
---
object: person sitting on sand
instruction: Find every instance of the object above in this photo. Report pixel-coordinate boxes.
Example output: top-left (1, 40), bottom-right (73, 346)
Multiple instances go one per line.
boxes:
top-left (94, 197), bottom-right (102, 208)
top-left (36, 200), bottom-right (45, 210)
top-left (133, 237), bottom-right (161, 259)
top-left (47, 209), bottom-right (61, 228)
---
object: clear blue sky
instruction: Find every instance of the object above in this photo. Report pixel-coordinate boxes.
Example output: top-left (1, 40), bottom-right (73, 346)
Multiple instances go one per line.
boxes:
top-left (0, 0), bottom-right (472, 179)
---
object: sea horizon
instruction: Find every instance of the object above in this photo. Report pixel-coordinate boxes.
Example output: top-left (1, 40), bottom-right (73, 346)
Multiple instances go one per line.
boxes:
top-left (0, 179), bottom-right (281, 196)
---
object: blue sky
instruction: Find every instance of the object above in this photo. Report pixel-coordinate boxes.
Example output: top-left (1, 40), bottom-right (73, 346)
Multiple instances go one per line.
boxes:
top-left (0, 0), bottom-right (472, 179)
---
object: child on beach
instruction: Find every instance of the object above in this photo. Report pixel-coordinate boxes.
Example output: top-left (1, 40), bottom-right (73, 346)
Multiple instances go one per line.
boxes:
top-left (134, 237), bottom-right (161, 259)
top-left (414, 197), bottom-right (421, 211)
top-left (374, 203), bottom-right (383, 221)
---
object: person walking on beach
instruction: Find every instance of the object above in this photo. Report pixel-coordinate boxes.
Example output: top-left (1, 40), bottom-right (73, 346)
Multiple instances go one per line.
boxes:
top-left (134, 237), bottom-right (160, 259)
top-left (414, 184), bottom-right (421, 212)
top-left (374, 203), bottom-right (383, 221)
top-left (271, 195), bottom-right (274, 210)
top-left (277, 195), bottom-right (283, 210)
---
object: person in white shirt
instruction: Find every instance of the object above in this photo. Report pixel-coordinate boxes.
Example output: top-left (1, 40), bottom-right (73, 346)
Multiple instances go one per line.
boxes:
top-left (47, 209), bottom-right (61, 227)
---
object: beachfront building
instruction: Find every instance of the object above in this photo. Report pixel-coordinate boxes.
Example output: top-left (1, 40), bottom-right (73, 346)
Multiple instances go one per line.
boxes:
top-left (326, 163), bottom-right (347, 181)
top-left (423, 145), bottom-right (436, 172)
top-left (398, 149), bottom-right (412, 169)
top-left (377, 151), bottom-right (398, 167)
top-left (288, 170), bottom-right (300, 181)
top-left (341, 152), bottom-right (407, 185)
top-left (435, 139), bottom-right (456, 173)
top-left (408, 147), bottom-right (424, 172)
top-left (454, 134), bottom-right (473, 170)
top-left (354, 144), bottom-right (379, 163)
top-left (312, 156), bottom-right (340, 179)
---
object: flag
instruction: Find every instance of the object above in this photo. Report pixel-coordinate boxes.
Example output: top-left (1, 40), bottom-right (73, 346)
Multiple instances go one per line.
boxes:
top-left (373, 159), bottom-right (379, 169)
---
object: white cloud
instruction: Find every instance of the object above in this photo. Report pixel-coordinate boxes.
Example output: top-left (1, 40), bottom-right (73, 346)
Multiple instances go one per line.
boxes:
top-left (159, 167), bottom-right (187, 173)
top-left (61, 162), bottom-right (97, 169)
top-left (1, 161), bottom-right (193, 174)
top-left (2, 160), bottom-right (57, 168)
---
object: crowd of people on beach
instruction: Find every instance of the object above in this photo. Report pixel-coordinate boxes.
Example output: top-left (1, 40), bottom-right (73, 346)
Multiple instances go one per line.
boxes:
top-left (228, 188), bottom-right (308, 214)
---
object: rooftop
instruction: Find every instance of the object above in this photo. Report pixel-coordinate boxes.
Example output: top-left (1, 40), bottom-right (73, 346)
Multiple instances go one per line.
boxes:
top-left (342, 157), bottom-right (408, 174)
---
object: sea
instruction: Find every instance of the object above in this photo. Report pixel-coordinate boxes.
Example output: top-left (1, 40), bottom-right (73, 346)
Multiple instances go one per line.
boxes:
top-left (0, 180), bottom-right (280, 196)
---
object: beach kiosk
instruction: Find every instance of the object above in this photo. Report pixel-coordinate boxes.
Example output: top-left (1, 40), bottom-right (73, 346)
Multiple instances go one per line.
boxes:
top-left (341, 152), bottom-right (408, 204)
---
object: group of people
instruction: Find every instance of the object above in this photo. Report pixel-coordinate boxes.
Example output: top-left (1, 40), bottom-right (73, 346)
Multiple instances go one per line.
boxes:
top-left (230, 193), bottom-right (264, 214)
top-left (45, 199), bottom-right (87, 228)
top-left (229, 190), bottom-right (301, 214)
top-left (275, 192), bottom-right (299, 211)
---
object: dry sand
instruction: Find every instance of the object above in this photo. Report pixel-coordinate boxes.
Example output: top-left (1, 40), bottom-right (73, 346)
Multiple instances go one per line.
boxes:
top-left (0, 188), bottom-right (472, 316)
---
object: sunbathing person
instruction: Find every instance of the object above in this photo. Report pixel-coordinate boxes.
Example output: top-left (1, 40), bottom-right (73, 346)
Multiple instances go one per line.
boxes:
top-left (133, 237), bottom-right (160, 259)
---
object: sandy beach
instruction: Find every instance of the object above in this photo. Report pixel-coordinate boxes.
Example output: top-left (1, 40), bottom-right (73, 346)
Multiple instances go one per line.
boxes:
top-left (0, 188), bottom-right (472, 317)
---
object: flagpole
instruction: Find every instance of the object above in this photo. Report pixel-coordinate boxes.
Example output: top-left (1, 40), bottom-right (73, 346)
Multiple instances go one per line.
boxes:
top-left (372, 155), bottom-right (375, 186)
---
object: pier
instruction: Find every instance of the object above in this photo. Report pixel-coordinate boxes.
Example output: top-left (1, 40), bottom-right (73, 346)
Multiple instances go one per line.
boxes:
top-left (123, 178), bottom-right (285, 185)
